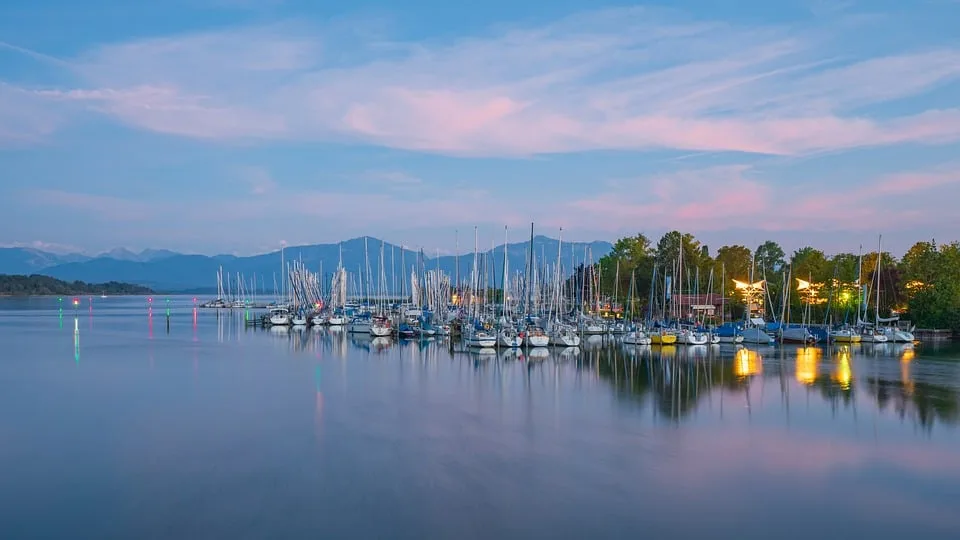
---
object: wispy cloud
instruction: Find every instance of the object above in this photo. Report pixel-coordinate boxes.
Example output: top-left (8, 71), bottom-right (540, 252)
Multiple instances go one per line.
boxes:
top-left (11, 7), bottom-right (960, 155)
top-left (0, 240), bottom-right (86, 254)
top-left (23, 189), bottom-right (155, 221)
top-left (235, 165), bottom-right (278, 195)
top-left (358, 170), bottom-right (424, 188)
top-left (565, 162), bottom-right (960, 234)
top-left (0, 84), bottom-right (63, 144)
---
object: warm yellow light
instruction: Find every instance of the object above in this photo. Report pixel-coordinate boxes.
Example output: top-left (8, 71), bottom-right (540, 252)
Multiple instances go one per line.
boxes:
top-left (796, 347), bottom-right (820, 385)
top-left (901, 349), bottom-right (915, 396)
top-left (734, 348), bottom-right (763, 377)
top-left (833, 347), bottom-right (852, 389)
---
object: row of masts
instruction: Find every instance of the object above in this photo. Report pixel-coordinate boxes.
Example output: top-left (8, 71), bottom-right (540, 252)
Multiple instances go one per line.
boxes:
top-left (207, 230), bottom-right (897, 331)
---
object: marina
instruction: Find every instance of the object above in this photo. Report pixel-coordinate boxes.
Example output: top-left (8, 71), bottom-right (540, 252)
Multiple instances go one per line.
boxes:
top-left (1, 295), bottom-right (959, 538)
top-left (199, 228), bottom-right (940, 350)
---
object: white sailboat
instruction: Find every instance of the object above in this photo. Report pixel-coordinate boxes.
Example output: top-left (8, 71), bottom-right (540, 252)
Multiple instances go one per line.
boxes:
top-left (859, 236), bottom-right (889, 343)
top-left (525, 326), bottom-right (550, 347)
top-left (498, 326), bottom-right (523, 348)
top-left (622, 330), bottom-right (652, 345)
top-left (269, 307), bottom-right (291, 326)
top-left (677, 327), bottom-right (709, 345)
top-left (549, 324), bottom-right (581, 347)
top-left (370, 314), bottom-right (392, 337)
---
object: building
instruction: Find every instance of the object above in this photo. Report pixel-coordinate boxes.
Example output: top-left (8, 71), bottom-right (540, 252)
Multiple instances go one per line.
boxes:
top-left (672, 293), bottom-right (725, 319)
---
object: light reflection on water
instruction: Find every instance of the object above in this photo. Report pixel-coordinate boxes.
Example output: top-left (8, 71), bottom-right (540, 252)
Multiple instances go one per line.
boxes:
top-left (1, 296), bottom-right (960, 539)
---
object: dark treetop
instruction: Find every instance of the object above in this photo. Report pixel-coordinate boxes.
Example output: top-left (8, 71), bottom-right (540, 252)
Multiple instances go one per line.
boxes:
top-left (0, 274), bottom-right (154, 296)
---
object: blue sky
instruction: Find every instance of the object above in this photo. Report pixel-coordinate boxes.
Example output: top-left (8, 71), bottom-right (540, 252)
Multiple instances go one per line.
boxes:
top-left (1, 0), bottom-right (958, 257)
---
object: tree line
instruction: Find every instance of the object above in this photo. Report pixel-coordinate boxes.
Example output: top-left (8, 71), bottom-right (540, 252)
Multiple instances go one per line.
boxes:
top-left (0, 274), bottom-right (154, 296)
top-left (592, 232), bottom-right (960, 330)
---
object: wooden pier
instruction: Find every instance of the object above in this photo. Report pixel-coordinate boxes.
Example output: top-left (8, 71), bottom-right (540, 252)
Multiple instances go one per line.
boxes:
top-left (914, 328), bottom-right (954, 341)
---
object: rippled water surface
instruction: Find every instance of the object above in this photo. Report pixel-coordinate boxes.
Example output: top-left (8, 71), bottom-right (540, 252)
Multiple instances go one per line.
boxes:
top-left (2, 296), bottom-right (959, 539)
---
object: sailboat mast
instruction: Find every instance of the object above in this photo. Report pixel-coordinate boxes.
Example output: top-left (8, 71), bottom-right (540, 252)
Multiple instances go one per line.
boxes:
top-left (721, 263), bottom-right (726, 323)
top-left (526, 223), bottom-right (534, 316)
top-left (455, 230), bottom-right (460, 303)
top-left (875, 235), bottom-right (882, 322)
top-left (502, 226), bottom-right (509, 316)
top-left (857, 244), bottom-right (864, 322)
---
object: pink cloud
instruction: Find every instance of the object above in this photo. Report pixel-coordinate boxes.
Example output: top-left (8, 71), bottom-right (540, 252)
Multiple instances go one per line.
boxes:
top-left (568, 165), bottom-right (776, 231)
top-left (874, 168), bottom-right (960, 194)
top-left (17, 9), bottom-right (960, 155)
top-left (562, 162), bottom-right (960, 235)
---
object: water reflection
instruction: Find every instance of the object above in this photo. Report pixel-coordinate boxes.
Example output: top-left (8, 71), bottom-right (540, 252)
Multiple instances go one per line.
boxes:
top-left (734, 348), bottom-right (762, 378)
top-left (25, 298), bottom-right (960, 434)
top-left (796, 347), bottom-right (820, 385)
top-left (73, 316), bottom-right (80, 365)
top-left (581, 341), bottom-right (960, 430)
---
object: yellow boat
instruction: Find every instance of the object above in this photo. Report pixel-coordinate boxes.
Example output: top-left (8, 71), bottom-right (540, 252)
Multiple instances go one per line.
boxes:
top-left (830, 329), bottom-right (862, 343)
top-left (650, 331), bottom-right (678, 345)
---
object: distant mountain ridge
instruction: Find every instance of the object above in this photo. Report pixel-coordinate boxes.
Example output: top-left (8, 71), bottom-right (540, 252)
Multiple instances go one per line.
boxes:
top-left (0, 236), bottom-right (613, 292)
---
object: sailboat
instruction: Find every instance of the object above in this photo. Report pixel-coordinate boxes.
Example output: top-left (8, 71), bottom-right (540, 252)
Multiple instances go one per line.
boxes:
top-left (269, 306), bottom-right (291, 326)
top-left (622, 330), bottom-right (652, 345)
top-left (520, 224), bottom-right (550, 347)
top-left (327, 244), bottom-right (348, 326)
top-left (858, 238), bottom-right (888, 343)
top-left (873, 236), bottom-right (915, 343)
top-left (547, 228), bottom-right (580, 348)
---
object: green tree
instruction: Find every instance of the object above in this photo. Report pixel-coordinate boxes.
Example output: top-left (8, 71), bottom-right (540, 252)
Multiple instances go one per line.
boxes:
top-left (754, 240), bottom-right (786, 277)
top-left (713, 245), bottom-right (752, 284)
top-left (655, 231), bottom-right (712, 295)
top-left (791, 247), bottom-right (829, 283)
top-left (899, 241), bottom-right (960, 329)
top-left (598, 233), bottom-right (655, 310)
top-left (900, 241), bottom-right (939, 292)
top-left (711, 245), bottom-right (752, 319)
top-left (753, 240), bottom-right (785, 314)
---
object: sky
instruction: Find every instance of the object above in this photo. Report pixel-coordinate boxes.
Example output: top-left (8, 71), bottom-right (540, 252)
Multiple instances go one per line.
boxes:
top-left (1, 0), bottom-right (958, 257)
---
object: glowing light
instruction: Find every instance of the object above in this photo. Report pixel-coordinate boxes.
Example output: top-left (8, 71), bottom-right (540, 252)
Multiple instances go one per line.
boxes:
top-left (901, 348), bottom-right (915, 396)
top-left (72, 298), bottom-right (79, 307)
top-left (734, 348), bottom-right (763, 377)
top-left (73, 317), bottom-right (80, 365)
top-left (796, 347), bottom-right (820, 385)
top-left (833, 347), bottom-right (852, 389)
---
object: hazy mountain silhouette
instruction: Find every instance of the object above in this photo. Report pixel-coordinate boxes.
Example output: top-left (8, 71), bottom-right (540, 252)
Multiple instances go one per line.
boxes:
top-left (2, 236), bottom-right (612, 292)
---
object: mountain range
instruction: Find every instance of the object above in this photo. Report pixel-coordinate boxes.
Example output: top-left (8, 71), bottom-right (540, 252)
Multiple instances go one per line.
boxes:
top-left (0, 236), bottom-right (613, 293)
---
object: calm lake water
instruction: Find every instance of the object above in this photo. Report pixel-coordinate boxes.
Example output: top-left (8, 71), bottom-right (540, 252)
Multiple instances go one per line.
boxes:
top-left (2, 296), bottom-right (960, 539)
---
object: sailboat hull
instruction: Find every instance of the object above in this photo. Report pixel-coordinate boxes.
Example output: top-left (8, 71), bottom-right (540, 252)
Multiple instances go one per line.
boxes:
top-left (650, 333), bottom-right (678, 345)
top-left (498, 331), bottom-right (523, 348)
top-left (622, 332), bottom-right (652, 345)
